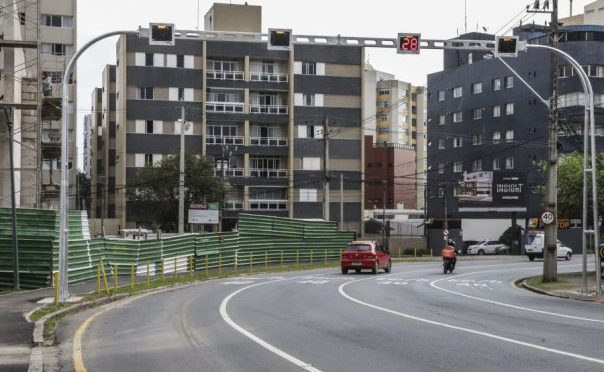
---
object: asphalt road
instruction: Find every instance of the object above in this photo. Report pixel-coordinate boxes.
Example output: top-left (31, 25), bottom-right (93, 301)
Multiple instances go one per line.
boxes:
top-left (57, 258), bottom-right (604, 372)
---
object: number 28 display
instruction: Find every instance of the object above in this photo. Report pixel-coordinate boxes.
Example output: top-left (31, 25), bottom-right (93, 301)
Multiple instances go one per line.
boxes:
top-left (397, 33), bottom-right (421, 54)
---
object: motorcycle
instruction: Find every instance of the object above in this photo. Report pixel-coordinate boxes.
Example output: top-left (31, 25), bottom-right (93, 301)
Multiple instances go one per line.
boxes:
top-left (443, 258), bottom-right (456, 274)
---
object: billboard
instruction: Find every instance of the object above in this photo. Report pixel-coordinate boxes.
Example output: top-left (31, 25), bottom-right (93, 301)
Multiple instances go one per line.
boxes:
top-left (456, 171), bottom-right (526, 208)
top-left (188, 203), bottom-right (220, 224)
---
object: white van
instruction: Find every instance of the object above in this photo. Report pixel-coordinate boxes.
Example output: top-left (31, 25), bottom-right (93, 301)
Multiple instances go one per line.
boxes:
top-left (524, 233), bottom-right (573, 261)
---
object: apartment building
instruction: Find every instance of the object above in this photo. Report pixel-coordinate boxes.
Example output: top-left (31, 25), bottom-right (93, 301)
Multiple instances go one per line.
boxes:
top-left (363, 65), bottom-right (427, 213)
top-left (91, 3), bottom-right (364, 232)
top-left (0, 0), bottom-right (77, 209)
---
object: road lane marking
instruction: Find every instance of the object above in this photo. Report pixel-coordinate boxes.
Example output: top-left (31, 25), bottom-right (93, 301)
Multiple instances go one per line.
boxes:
top-left (220, 278), bottom-right (324, 372)
top-left (429, 266), bottom-right (604, 324)
top-left (338, 278), bottom-right (604, 366)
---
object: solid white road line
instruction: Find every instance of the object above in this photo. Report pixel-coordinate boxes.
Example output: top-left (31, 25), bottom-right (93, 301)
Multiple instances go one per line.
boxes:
top-left (429, 265), bottom-right (604, 324)
top-left (219, 277), bottom-right (324, 372)
top-left (338, 277), bottom-right (604, 366)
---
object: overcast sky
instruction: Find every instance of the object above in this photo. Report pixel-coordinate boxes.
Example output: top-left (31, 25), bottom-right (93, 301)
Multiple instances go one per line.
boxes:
top-left (75, 0), bottom-right (592, 168)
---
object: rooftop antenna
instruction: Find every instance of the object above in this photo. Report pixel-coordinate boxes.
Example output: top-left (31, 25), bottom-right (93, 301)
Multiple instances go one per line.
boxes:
top-left (464, 0), bottom-right (468, 33)
top-left (196, 0), bottom-right (200, 30)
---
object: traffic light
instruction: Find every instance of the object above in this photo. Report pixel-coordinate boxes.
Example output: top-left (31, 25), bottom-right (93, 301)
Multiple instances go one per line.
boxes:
top-left (268, 28), bottom-right (292, 50)
top-left (149, 23), bottom-right (175, 46)
top-left (494, 36), bottom-right (519, 58)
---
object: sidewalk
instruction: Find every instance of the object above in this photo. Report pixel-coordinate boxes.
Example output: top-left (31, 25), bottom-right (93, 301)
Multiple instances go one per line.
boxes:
top-left (521, 272), bottom-right (604, 303)
top-left (0, 277), bottom-right (132, 372)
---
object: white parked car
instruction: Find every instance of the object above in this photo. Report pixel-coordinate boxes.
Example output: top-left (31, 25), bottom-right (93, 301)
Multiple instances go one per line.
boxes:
top-left (524, 233), bottom-right (573, 261)
top-left (467, 240), bottom-right (509, 255)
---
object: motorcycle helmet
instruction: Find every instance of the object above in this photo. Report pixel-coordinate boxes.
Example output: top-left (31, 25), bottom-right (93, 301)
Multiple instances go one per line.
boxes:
top-left (447, 239), bottom-right (455, 247)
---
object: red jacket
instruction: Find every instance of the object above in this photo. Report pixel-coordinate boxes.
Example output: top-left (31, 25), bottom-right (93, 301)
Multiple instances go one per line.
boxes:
top-left (441, 245), bottom-right (457, 259)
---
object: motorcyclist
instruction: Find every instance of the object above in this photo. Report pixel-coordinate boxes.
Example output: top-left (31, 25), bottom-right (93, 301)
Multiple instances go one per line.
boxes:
top-left (441, 239), bottom-right (457, 270)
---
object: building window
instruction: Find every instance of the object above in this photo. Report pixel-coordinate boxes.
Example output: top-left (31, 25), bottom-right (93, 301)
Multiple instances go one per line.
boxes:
top-left (297, 125), bottom-right (323, 139)
top-left (453, 161), bottom-right (463, 172)
top-left (438, 114), bottom-right (446, 126)
top-left (453, 111), bottom-right (463, 123)
top-left (438, 90), bottom-right (445, 101)
top-left (299, 189), bottom-right (317, 202)
top-left (493, 105), bottom-right (501, 117)
top-left (144, 154), bottom-right (153, 167)
top-left (472, 108), bottom-right (482, 120)
top-left (506, 129), bottom-right (514, 142)
top-left (472, 82), bottom-right (482, 94)
top-left (302, 157), bottom-right (321, 170)
top-left (177, 55), bottom-right (185, 68)
top-left (472, 159), bottom-right (482, 171)
top-left (44, 71), bottom-right (63, 84)
top-left (302, 62), bottom-right (316, 75)
top-left (438, 187), bottom-right (444, 197)
top-left (505, 156), bottom-right (514, 170)
top-left (138, 87), bottom-right (154, 100)
top-left (438, 163), bottom-right (445, 174)
top-left (505, 103), bottom-right (514, 115)
top-left (378, 89), bottom-right (390, 96)
top-left (492, 131), bottom-right (501, 144)
top-left (453, 137), bottom-right (463, 148)
top-left (145, 53), bottom-right (153, 67)
top-left (41, 43), bottom-right (71, 56)
top-left (493, 158), bottom-right (501, 170)
top-left (505, 76), bottom-right (514, 88)
top-left (472, 134), bottom-right (483, 146)
top-left (145, 120), bottom-right (153, 134)
top-left (42, 14), bottom-right (73, 27)
top-left (453, 86), bottom-right (463, 98)
top-left (438, 138), bottom-right (446, 149)
top-left (493, 78), bottom-right (501, 91)
top-left (304, 94), bottom-right (315, 106)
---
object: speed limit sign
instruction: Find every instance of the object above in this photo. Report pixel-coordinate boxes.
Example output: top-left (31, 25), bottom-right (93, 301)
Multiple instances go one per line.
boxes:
top-left (541, 211), bottom-right (555, 225)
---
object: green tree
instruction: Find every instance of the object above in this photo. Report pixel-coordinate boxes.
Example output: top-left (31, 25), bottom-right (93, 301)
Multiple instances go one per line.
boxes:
top-left (539, 152), bottom-right (604, 219)
top-left (129, 153), bottom-right (224, 231)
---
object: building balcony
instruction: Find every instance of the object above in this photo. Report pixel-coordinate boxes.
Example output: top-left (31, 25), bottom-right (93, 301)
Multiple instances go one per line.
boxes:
top-left (250, 72), bottom-right (288, 83)
top-left (224, 201), bottom-right (244, 210)
top-left (42, 97), bottom-right (62, 121)
top-left (214, 168), bottom-right (245, 177)
top-left (248, 199), bottom-right (288, 211)
top-left (250, 104), bottom-right (288, 115)
top-left (206, 135), bottom-right (244, 145)
top-left (206, 102), bottom-right (244, 113)
top-left (206, 70), bottom-right (245, 81)
top-left (250, 168), bottom-right (288, 179)
top-left (249, 137), bottom-right (288, 147)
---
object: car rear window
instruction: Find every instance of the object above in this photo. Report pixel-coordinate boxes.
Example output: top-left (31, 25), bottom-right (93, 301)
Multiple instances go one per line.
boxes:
top-left (346, 244), bottom-right (371, 251)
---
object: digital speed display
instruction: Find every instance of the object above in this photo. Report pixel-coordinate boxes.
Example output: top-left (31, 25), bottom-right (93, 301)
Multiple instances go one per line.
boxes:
top-left (397, 33), bottom-right (421, 54)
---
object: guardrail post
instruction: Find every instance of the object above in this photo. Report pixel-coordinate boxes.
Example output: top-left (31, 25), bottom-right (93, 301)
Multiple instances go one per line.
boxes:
top-left (414, 248), bottom-right (417, 261)
top-left (161, 259), bottom-right (165, 283)
top-left (96, 262), bottom-right (101, 296)
top-left (218, 253), bottom-right (222, 277)
top-left (205, 255), bottom-right (209, 278)
top-left (113, 264), bottom-right (118, 295)
top-left (280, 251), bottom-right (284, 270)
top-left (54, 272), bottom-right (59, 306)
top-left (265, 251), bottom-right (268, 271)
top-left (398, 247), bottom-right (402, 259)
top-left (249, 252), bottom-right (253, 274)
top-left (100, 259), bottom-right (110, 296)
top-left (130, 263), bottom-right (135, 291)
top-left (296, 250), bottom-right (300, 271)
top-left (146, 260), bottom-right (150, 288)
top-left (173, 257), bottom-right (178, 282)
top-left (324, 249), bottom-right (327, 266)
top-left (189, 256), bottom-right (193, 280)
top-left (310, 250), bottom-right (314, 269)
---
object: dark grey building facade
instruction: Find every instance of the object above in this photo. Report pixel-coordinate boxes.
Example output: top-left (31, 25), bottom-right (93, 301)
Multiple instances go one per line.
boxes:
top-left (427, 25), bottom-right (604, 252)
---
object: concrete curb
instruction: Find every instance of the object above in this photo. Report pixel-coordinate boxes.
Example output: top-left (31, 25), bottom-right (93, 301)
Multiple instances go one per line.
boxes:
top-left (518, 277), bottom-right (604, 304)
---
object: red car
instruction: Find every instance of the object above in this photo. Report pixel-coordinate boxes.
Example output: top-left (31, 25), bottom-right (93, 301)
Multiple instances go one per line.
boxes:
top-left (341, 241), bottom-right (392, 274)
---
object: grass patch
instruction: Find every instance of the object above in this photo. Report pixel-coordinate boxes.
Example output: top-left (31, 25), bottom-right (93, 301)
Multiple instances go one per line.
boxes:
top-left (525, 275), bottom-right (573, 291)
top-left (30, 303), bottom-right (71, 322)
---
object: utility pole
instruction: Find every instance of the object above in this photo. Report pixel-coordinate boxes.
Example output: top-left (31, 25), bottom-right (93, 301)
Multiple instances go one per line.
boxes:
top-left (178, 105), bottom-right (185, 235)
top-left (323, 117), bottom-right (330, 221)
top-left (3, 110), bottom-right (20, 289)
top-left (544, 0), bottom-right (559, 282)
top-left (382, 186), bottom-right (387, 245)
top-left (340, 173), bottom-right (344, 230)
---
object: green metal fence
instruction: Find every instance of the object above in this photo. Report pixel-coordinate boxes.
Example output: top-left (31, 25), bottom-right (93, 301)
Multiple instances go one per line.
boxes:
top-left (0, 210), bottom-right (355, 289)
